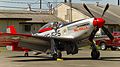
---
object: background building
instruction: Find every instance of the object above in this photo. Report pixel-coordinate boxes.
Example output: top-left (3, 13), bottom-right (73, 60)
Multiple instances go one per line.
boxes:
top-left (54, 3), bottom-right (120, 35)
top-left (0, 2), bottom-right (120, 35)
top-left (0, 10), bottom-right (63, 34)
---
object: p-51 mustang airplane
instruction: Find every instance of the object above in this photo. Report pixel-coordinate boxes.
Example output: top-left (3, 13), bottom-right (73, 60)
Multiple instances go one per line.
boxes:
top-left (1, 4), bottom-right (114, 60)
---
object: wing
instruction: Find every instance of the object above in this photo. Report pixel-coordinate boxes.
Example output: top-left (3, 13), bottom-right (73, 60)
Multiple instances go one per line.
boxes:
top-left (19, 35), bottom-right (75, 52)
top-left (0, 33), bottom-right (74, 52)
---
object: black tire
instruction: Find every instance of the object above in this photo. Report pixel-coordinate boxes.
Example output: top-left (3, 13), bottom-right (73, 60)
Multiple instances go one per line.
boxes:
top-left (52, 54), bottom-right (58, 60)
top-left (111, 47), bottom-right (117, 51)
top-left (24, 53), bottom-right (29, 57)
top-left (91, 50), bottom-right (100, 59)
top-left (100, 42), bottom-right (107, 50)
top-left (52, 52), bottom-right (62, 60)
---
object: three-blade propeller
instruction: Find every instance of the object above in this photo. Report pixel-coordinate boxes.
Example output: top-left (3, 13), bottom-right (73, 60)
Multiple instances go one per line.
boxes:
top-left (83, 3), bottom-right (114, 42)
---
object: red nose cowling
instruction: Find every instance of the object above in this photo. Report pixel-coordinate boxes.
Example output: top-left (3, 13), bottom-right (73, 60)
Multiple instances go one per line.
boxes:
top-left (93, 18), bottom-right (105, 28)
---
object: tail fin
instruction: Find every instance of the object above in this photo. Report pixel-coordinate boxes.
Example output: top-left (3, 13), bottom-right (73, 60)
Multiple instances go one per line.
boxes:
top-left (6, 25), bottom-right (16, 34)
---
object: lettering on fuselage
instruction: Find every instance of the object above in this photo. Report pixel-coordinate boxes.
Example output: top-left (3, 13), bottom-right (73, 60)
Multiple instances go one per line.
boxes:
top-left (67, 22), bottom-right (90, 32)
top-left (44, 30), bottom-right (61, 37)
top-left (74, 26), bottom-right (89, 32)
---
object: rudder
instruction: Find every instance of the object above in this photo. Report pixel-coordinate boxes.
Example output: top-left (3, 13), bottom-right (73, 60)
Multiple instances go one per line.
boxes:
top-left (6, 25), bottom-right (16, 34)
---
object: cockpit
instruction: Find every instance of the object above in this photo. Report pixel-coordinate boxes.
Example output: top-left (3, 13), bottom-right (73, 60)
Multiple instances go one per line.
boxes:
top-left (38, 22), bottom-right (64, 33)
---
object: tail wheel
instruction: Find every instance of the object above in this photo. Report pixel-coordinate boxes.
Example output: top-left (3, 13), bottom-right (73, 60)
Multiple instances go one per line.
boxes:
top-left (91, 50), bottom-right (100, 59)
top-left (24, 53), bottom-right (29, 57)
top-left (100, 42), bottom-right (107, 50)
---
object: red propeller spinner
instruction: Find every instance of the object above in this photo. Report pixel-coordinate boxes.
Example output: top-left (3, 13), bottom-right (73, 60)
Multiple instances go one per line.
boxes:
top-left (93, 18), bottom-right (105, 28)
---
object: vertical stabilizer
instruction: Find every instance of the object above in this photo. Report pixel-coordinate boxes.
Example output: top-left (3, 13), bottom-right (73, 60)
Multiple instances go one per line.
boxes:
top-left (6, 25), bottom-right (16, 34)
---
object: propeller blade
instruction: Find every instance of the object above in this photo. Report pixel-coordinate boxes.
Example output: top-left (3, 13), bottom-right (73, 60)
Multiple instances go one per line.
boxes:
top-left (89, 26), bottom-right (99, 42)
top-left (83, 3), bottom-right (95, 17)
top-left (102, 26), bottom-right (114, 40)
top-left (101, 3), bottom-right (109, 17)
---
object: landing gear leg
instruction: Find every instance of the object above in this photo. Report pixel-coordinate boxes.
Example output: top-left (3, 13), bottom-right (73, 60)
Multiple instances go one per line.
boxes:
top-left (90, 41), bottom-right (100, 59)
top-left (51, 39), bottom-right (62, 60)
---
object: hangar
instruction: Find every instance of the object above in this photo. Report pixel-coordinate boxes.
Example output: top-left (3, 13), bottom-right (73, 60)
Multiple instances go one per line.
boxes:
top-left (0, 10), bottom-right (63, 34)
top-left (54, 3), bottom-right (120, 35)
top-left (0, 3), bottom-right (119, 35)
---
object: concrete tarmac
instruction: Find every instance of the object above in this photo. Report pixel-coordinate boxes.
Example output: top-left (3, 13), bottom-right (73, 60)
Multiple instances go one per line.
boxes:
top-left (0, 49), bottom-right (120, 67)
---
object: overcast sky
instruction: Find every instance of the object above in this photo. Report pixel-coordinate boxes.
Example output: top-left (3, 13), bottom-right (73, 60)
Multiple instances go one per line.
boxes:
top-left (0, 0), bottom-right (118, 10)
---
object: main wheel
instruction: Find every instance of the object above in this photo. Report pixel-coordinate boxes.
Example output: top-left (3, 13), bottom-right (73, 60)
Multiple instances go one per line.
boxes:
top-left (100, 42), bottom-right (107, 50)
top-left (52, 52), bottom-right (62, 60)
top-left (111, 46), bottom-right (117, 51)
top-left (91, 50), bottom-right (100, 59)
top-left (52, 54), bottom-right (57, 60)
